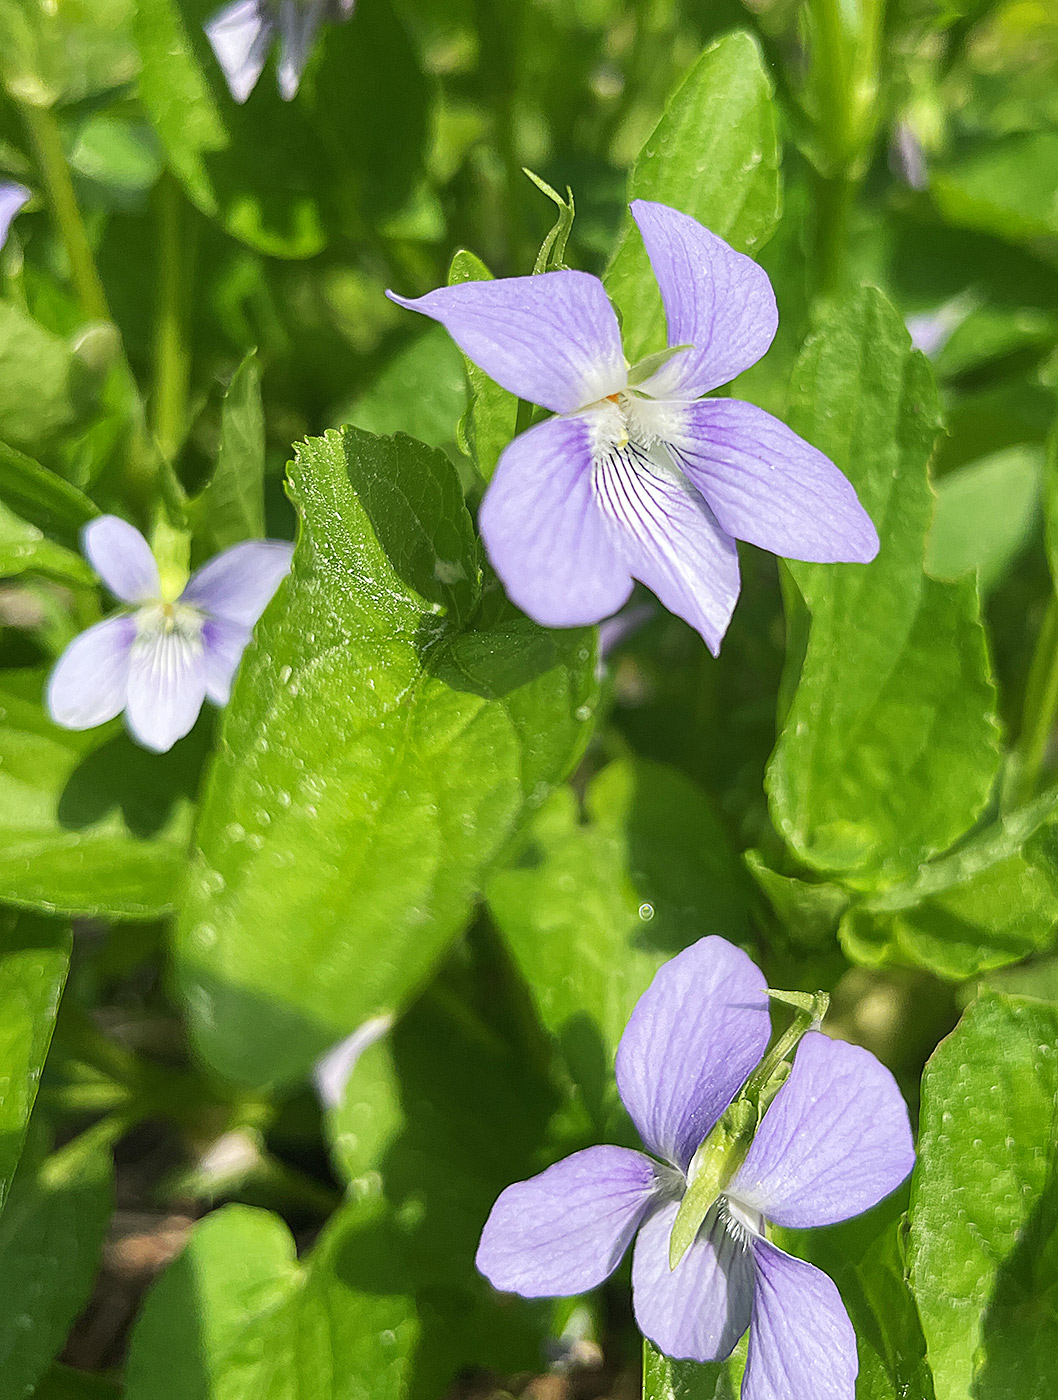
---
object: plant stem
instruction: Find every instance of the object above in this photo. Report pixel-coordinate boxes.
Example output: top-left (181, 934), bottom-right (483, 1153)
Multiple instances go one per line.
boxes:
top-left (1012, 596), bottom-right (1058, 805)
top-left (811, 170), bottom-right (856, 301)
top-left (21, 102), bottom-right (110, 322)
top-left (152, 172), bottom-right (195, 466)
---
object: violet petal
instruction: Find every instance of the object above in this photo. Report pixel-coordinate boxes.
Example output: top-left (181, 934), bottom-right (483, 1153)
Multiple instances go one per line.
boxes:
top-left (630, 200), bottom-right (777, 399)
top-left (614, 936), bottom-right (770, 1172)
top-left (729, 1031), bottom-right (915, 1229)
top-left (594, 444), bottom-right (741, 656)
top-left (125, 627), bottom-right (209, 753)
top-left (276, 0), bottom-right (328, 99)
top-left (205, 0), bottom-right (275, 103)
top-left (666, 399), bottom-right (879, 564)
top-left (0, 181), bottom-right (30, 251)
top-left (82, 516), bottom-right (160, 605)
top-left (386, 271), bottom-right (627, 414)
top-left (201, 615), bottom-right (253, 706)
top-left (181, 539), bottom-right (293, 627)
top-left (478, 413), bottom-right (634, 627)
top-left (46, 615), bottom-right (136, 732)
top-left (476, 1145), bottom-right (663, 1297)
top-left (631, 1198), bottom-right (755, 1363)
top-left (742, 1238), bottom-right (857, 1400)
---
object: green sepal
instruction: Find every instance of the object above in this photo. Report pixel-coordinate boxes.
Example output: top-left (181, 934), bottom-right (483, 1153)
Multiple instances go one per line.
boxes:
top-left (524, 168), bottom-right (575, 274)
top-left (668, 1098), bottom-right (756, 1270)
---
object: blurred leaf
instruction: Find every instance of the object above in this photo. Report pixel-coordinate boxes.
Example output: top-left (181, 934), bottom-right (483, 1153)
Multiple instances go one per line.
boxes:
top-left (744, 849), bottom-right (850, 953)
top-left (0, 1128), bottom-right (114, 1399)
top-left (486, 759), bottom-right (752, 1131)
top-left (606, 30), bottom-right (782, 363)
top-left (0, 912), bottom-right (69, 1213)
top-left (0, 303), bottom-right (79, 460)
top-left (30, 1366), bottom-right (121, 1400)
top-left (0, 441), bottom-right (98, 544)
top-left (133, 0), bottom-right (425, 257)
top-left (192, 351), bottom-right (265, 554)
top-left (932, 133), bottom-right (1058, 243)
top-left (175, 428), bottom-right (599, 1087)
top-left (0, 671), bottom-right (197, 919)
top-left (1043, 419), bottom-right (1058, 592)
top-left (125, 1201), bottom-right (420, 1400)
top-left (447, 249), bottom-right (516, 482)
top-left (0, 498), bottom-right (95, 585)
top-left (768, 288), bottom-right (1000, 886)
top-left (909, 993), bottom-right (1058, 1399)
top-left (342, 325), bottom-right (467, 453)
top-left (839, 788), bottom-right (1058, 979)
top-left (927, 446), bottom-right (1042, 596)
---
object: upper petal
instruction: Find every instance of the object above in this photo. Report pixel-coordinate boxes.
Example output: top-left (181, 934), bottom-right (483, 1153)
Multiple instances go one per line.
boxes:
top-left (615, 936), bottom-right (770, 1172)
top-left (46, 615), bottom-right (136, 731)
top-left (594, 442), bottom-right (741, 656)
top-left (386, 271), bottom-right (627, 414)
top-left (742, 1239), bottom-right (857, 1400)
top-left (478, 414), bottom-right (634, 627)
top-left (275, 0), bottom-right (328, 99)
top-left (205, 0), bottom-right (274, 104)
top-left (125, 624), bottom-right (209, 753)
top-left (729, 1031), bottom-right (914, 1229)
top-left (82, 516), bottom-right (160, 605)
top-left (475, 1145), bottom-right (663, 1297)
top-left (665, 399), bottom-right (879, 563)
top-left (631, 1198), bottom-right (755, 1363)
top-left (630, 201), bottom-right (777, 399)
top-left (201, 615), bottom-right (253, 706)
top-left (181, 539), bottom-right (293, 627)
top-left (0, 181), bottom-right (30, 251)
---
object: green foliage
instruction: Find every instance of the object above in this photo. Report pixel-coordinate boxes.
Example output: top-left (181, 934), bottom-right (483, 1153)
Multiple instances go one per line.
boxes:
top-left (769, 288), bottom-right (1000, 887)
top-left (191, 350), bottom-right (265, 554)
top-left (0, 913), bottom-right (69, 1212)
top-left (175, 428), bottom-right (598, 1086)
top-left (0, 672), bottom-right (197, 919)
top-left (910, 994), bottom-right (1058, 1400)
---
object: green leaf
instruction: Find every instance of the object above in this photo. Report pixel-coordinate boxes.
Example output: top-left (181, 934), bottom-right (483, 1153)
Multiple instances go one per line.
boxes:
top-left (605, 30), bottom-right (782, 364)
top-left (0, 1128), bottom-right (114, 1397)
top-left (342, 325), bottom-right (467, 453)
top-left (838, 790), bottom-right (1058, 979)
top-left (932, 133), bottom-right (1058, 243)
top-left (0, 304), bottom-right (79, 460)
top-left (30, 1365), bottom-right (121, 1400)
top-left (125, 1201), bottom-right (421, 1400)
top-left (486, 759), bottom-right (752, 1130)
top-left (744, 849), bottom-right (850, 954)
top-left (0, 498), bottom-right (95, 585)
top-left (767, 287), bottom-right (1000, 886)
top-left (926, 447), bottom-right (1043, 597)
top-left (0, 671), bottom-right (197, 919)
top-left (133, 0), bottom-right (425, 257)
top-left (448, 249), bottom-right (517, 482)
top-left (643, 1337), bottom-right (743, 1400)
top-left (192, 351), bottom-right (266, 554)
top-left (0, 440), bottom-right (98, 545)
top-left (0, 912), bottom-right (69, 1213)
top-left (175, 428), bottom-right (598, 1087)
top-left (909, 993), bottom-right (1058, 1399)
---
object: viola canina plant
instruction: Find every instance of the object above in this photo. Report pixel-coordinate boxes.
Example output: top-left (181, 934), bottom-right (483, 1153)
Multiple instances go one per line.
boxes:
top-left (477, 938), bottom-right (913, 1394)
top-left (46, 516), bottom-right (292, 752)
top-left (205, 0), bottom-right (355, 103)
top-left (389, 201), bottom-right (878, 653)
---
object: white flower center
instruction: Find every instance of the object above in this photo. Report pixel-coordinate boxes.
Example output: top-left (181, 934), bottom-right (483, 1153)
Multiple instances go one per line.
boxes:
top-left (134, 599), bottom-right (206, 651)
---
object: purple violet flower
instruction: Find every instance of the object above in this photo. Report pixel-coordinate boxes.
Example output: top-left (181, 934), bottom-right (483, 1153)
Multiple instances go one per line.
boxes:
top-left (205, 0), bottom-right (355, 104)
top-left (387, 201), bottom-right (879, 654)
top-left (475, 937), bottom-right (914, 1395)
top-left (0, 181), bottom-right (30, 250)
top-left (47, 515), bottom-right (293, 752)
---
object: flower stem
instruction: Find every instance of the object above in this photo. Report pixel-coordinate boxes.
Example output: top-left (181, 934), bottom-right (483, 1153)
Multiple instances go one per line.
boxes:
top-left (21, 101), bottom-right (110, 323)
top-left (1011, 595), bottom-right (1058, 806)
top-left (152, 172), bottom-right (196, 466)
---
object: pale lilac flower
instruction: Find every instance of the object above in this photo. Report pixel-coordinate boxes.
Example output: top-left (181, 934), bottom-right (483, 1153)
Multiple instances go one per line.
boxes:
top-left (476, 937), bottom-right (914, 1395)
top-left (0, 181), bottom-right (30, 250)
top-left (388, 201), bottom-right (878, 654)
top-left (313, 1014), bottom-right (393, 1110)
top-left (205, 0), bottom-right (354, 103)
top-left (47, 515), bottom-right (292, 752)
